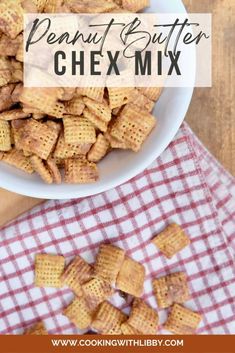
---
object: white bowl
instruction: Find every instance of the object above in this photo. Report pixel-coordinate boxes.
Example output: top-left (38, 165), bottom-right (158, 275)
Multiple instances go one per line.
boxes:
top-left (0, 0), bottom-right (194, 199)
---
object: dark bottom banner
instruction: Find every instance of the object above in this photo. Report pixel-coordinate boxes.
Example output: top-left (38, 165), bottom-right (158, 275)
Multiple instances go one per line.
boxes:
top-left (0, 335), bottom-right (235, 353)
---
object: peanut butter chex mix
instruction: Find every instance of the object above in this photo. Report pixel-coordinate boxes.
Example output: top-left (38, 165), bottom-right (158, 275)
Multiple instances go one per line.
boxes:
top-left (24, 322), bottom-right (48, 335)
top-left (94, 244), bottom-right (125, 284)
top-left (153, 272), bottom-right (190, 309)
top-left (116, 256), bottom-right (145, 297)
top-left (164, 303), bottom-right (202, 334)
top-left (82, 277), bottom-right (114, 311)
top-left (152, 223), bottom-right (190, 258)
top-left (61, 255), bottom-right (93, 297)
top-left (35, 254), bottom-right (65, 288)
top-left (127, 299), bottom-right (158, 334)
top-left (110, 104), bottom-right (156, 152)
top-left (92, 301), bottom-right (127, 334)
top-left (64, 297), bottom-right (93, 330)
top-left (0, 0), bottom-right (160, 186)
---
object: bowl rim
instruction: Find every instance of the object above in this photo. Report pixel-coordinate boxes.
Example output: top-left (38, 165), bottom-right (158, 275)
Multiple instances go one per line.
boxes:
top-left (0, 1), bottom-right (195, 200)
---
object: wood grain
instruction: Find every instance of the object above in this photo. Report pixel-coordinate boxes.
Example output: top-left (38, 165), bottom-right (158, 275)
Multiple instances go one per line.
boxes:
top-left (184, 0), bottom-right (235, 175)
top-left (0, 189), bottom-right (42, 227)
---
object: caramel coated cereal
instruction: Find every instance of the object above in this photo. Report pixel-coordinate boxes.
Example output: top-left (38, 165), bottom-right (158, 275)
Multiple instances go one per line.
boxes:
top-left (61, 255), bottom-right (93, 297)
top-left (0, 0), bottom-right (24, 39)
top-left (152, 224), bottom-right (190, 259)
top-left (82, 277), bottom-right (114, 310)
top-left (64, 297), bottom-right (93, 330)
top-left (127, 299), bottom-right (158, 334)
top-left (64, 157), bottom-right (98, 184)
top-left (164, 303), bottom-right (202, 334)
top-left (87, 134), bottom-right (110, 162)
top-left (122, 0), bottom-right (150, 12)
top-left (94, 244), bottom-right (125, 284)
top-left (35, 254), bottom-right (65, 288)
top-left (2, 149), bottom-right (34, 173)
top-left (68, 0), bottom-right (118, 13)
top-left (63, 116), bottom-right (96, 145)
top-left (92, 301), bottom-right (127, 334)
top-left (121, 322), bottom-right (142, 335)
top-left (116, 257), bottom-right (145, 297)
top-left (153, 272), bottom-right (190, 309)
top-left (0, 120), bottom-right (11, 151)
top-left (110, 104), bottom-right (156, 152)
top-left (30, 155), bottom-right (53, 184)
top-left (25, 322), bottom-right (48, 335)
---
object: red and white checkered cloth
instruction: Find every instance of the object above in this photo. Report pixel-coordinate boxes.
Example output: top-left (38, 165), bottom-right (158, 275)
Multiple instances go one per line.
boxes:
top-left (0, 123), bottom-right (235, 335)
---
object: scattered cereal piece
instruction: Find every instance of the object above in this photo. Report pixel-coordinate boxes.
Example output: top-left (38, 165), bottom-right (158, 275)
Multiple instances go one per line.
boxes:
top-left (24, 322), bottom-right (48, 335)
top-left (121, 322), bottom-right (142, 335)
top-left (127, 299), bottom-right (158, 334)
top-left (64, 297), bottom-right (93, 330)
top-left (92, 301), bottom-right (127, 334)
top-left (0, 56), bottom-right (12, 87)
top-left (60, 88), bottom-right (76, 101)
top-left (138, 87), bottom-right (162, 102)
top-left (19, 87), bottom-right (65, 117)
top-left (152, 223), bottom-right (190, 259)
top-left (34, 254), bottom-right (65, 288)
top-left (83, 97), bottom-right (112, 131)
top-left (64, 157), bottom-right (98, 184)
top-left (116, 257), bottom-right (145, 297)
top-left (16, 39), bottom-right (24, 62)
top-left (0, 109), bottom-right (29, 121)
top-left (54, 133), bottom-right (91, 159)
top-left (108, 87), bottom-right (134, 109)
top-left (44, 0), bottom-right (63, 12)
top-left (122, 0), bottom-right (150, 12)
top-left (82, 277), bottom-right (114, 310)
top-left (77, 87), bottom-right (104, 103)
top-left (46, 157), bottom-right (62, 184)
top-left (31, 0), bottom-right (47, 12)
top-left (110, 103), bottom-right (156, 152)
top-left (0, 120), bottom-right (11, 151)
top-left (2, 149), bottom-right (34, 174)
top-left (131, 89), bottom-right (155, 112)
top-left (10, 59), bottom-right (23, 83)
top-left (0, 34), bottom-right (22, 57)
top-left (104, 128), bottom-right (128, 149)
top-left (0, 83), bottom-right (15, 112)
top-left (29, 155), bottom-right (53, 184)
top-left (83, 108), bottom-right (106, 133)
top-left (87, 134), bottom-right (110, 162)
top-left (69, 0), bottom-right (118, 13)
top-left (152, 272), bottom-right (190, 309)
top-left (60, 256), bottom-right (93, 297)
top-left (21, 0), bottom-right (38, 12)
top-left (16, 119), bottom-right (59, 160)
top-left (63, 116), bottom-right (96, 145)
top-left (164, 303), bottom-right (202, 334)
top-left (94, 244), bottom-right (125, 284)
top-left (65, 96), bottom-right (85, 116)
top-left (0, 0), bottom-right (25, 39)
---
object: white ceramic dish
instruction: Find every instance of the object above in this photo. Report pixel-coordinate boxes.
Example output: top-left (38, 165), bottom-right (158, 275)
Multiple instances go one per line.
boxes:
top-left (0, 0), bottom-right (194, 199)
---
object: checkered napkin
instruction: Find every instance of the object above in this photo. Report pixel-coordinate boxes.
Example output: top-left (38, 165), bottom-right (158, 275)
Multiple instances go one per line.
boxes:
top-left (0, 123), bottom-right (235, 335)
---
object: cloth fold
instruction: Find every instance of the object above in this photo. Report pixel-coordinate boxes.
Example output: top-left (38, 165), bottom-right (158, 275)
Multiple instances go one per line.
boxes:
top-left (0, 123), bottom-right (234, 335)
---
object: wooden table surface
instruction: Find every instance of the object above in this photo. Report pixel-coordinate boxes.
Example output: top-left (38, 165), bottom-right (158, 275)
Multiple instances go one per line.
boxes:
top-left (0, 0), bottom-right (234, 227)
top-left (184, 0), bottom-right (235, 176)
